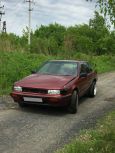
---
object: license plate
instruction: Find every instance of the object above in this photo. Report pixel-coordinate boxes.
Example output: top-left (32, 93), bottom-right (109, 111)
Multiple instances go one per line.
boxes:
top-left (23, 97), bottom-right (43, 103)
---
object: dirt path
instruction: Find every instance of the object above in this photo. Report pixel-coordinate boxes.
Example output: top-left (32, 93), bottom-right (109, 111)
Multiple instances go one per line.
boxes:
top-left (0, 72), bottom-right (115, 153)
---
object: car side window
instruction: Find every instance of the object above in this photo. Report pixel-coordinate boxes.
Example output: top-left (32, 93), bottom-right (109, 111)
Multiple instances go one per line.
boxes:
top-left (80, 63), bottom-right (92, 74)
top-left (80, 64), bottom-right (87, 74)
top-left (85, 63), bottom-right (93, 73)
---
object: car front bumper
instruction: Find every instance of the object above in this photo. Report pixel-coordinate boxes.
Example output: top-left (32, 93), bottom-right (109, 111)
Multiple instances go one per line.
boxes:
top-left (10, 92), bottom-right (72, 107)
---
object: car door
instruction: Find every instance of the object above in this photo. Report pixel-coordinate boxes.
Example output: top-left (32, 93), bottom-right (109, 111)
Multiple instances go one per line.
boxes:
top-left (78, 63), bottom-right (88, 96)
top-left (85, 62), bottom-right (93, 89)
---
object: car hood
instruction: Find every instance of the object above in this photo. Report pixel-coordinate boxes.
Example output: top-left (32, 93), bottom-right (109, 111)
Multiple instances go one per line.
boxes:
top-left (15, 74), bottom-right (75, 89)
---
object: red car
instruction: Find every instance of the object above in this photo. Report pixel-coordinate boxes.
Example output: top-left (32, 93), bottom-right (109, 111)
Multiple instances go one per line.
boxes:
top-left (10, 60), bottom-right (97, 113)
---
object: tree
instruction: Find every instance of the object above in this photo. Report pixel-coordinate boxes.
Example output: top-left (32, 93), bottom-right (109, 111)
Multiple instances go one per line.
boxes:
top-left (89, 11), bottom-right (110, 55)
top-left (64, 25), bottom-right (93, 54)
top-left (87, 0), bottom-right (115, 27)
top-left (34, 23), bottom-right (66, 47)
top-left (98, 0), bottom-right (115, 26)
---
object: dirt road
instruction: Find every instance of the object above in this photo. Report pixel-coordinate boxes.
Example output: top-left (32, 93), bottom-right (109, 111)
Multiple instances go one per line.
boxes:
top-left (0, 72), bottom-right (115, 153)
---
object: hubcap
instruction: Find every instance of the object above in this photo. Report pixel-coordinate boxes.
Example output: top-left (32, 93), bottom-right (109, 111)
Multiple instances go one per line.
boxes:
top-left (76, 94), bottom-right (78, 109)
top-left (94, 86), bottom-right (97, 95)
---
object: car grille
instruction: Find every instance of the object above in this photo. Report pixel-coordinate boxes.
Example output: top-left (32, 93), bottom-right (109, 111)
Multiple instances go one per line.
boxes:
top-left (22, 87), bottom-right (47, 94)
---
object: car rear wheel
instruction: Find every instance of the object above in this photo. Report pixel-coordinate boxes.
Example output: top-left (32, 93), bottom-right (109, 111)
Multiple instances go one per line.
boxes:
top-left (67, 90), bottom-right (78, 114)
top-left (88, 81), bottom-right (97, 97)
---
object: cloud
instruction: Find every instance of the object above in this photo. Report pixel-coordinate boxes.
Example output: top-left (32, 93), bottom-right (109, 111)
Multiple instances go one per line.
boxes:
top-left (2, 0), bottom-right (96, 35)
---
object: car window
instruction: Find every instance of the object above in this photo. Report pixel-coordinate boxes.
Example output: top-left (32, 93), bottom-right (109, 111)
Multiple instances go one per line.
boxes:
top-left (86, 63), bottom-right (93, 73)
top-left (58, 63), bottom-right (77, 75)
top-left (80, 63), bottom-right (93, 74)
top-left (80, 64), bottom-right (87, 73)
top-left (37, 61), bottom-right (78, 76)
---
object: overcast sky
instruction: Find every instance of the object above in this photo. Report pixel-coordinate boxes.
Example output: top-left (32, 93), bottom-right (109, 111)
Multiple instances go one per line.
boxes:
top-left (1, 0), bottom-right (96, 35)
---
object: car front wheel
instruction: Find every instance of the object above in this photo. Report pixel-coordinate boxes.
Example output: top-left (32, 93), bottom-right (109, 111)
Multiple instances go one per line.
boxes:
top-left (67, 90), bottom-right (79, 114)
top-left (18, 102), bottom-right (27, 108)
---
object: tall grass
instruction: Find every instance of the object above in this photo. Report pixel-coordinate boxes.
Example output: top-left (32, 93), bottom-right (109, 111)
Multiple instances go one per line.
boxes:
top-left (0, 51), bottom-right (53, 94)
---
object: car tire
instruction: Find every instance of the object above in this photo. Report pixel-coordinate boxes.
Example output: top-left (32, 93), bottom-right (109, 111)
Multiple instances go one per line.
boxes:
top-left (18, 102), bottom-right (27, 108)
top-left (88, 81), bottom-right (97, 97)
top-left (67, 90), bottom-right (78, 114)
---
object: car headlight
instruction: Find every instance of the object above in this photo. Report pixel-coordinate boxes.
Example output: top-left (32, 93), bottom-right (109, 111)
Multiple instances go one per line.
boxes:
top-left (48, 90), bottom-right (60, 95)
top-left (14, 86), bottom-right (22, 92)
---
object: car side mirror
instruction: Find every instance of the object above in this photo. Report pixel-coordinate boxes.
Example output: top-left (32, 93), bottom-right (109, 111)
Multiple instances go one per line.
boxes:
top-left (31, 70), bottom-right (36, 74)
top-left (79, 73), bottom-right (87, 78)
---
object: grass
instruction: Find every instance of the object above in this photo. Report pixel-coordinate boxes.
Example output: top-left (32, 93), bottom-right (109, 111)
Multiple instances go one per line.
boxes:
top-left (0, 51), bottom-right (115, 95)
top-left (56, 111), bottom-right (115, 153)
top-left (0, 51), bottom-right (53, 94)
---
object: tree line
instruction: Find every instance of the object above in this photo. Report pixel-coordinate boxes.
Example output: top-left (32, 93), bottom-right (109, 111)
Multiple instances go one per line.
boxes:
top-left (0, 12), bottom-right (115, 56)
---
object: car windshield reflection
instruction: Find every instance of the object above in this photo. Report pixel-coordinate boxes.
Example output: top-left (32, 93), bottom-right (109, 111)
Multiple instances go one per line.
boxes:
top-left (37, 61), bottom-right (78, 76)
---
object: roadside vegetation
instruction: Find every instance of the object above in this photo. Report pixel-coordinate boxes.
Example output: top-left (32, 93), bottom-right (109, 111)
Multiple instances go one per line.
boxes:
top-left (0, 51), bottom-right (115, 95)
top-left (56, 111), bottom-right (115, 153)
top-left (0, 12), bottom-right (115, 95)
top-left (0, 12), bottom-right (115, 55)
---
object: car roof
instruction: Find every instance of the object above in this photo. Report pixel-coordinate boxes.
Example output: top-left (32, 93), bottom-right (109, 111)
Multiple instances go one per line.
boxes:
top-left (49, 60), bottom-right (87, 63)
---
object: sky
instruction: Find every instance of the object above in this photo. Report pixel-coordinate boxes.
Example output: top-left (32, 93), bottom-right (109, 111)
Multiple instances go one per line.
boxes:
top-left (1, 0), bottom-right (97, 35)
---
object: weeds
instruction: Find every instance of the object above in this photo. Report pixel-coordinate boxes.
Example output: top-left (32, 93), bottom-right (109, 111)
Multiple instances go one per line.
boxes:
top-left (56, 111), bottom-right (115, 153)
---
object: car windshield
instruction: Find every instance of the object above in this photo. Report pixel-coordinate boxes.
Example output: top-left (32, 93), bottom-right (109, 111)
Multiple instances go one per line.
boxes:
top-left (37, 61), bottom-right (78, 76)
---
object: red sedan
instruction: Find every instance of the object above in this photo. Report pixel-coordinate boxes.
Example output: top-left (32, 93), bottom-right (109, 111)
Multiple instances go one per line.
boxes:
top-left (10, 60), bottom-right (97, 113)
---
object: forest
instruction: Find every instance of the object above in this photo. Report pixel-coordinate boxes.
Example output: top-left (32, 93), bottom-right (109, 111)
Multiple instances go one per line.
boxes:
top-left (0, 11), bottom-right (115, 56)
